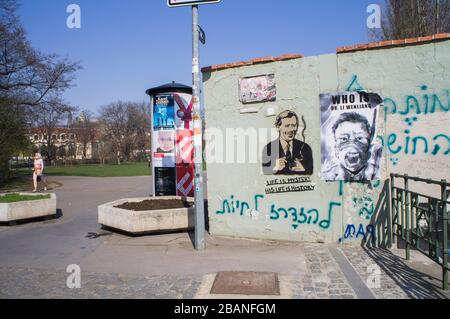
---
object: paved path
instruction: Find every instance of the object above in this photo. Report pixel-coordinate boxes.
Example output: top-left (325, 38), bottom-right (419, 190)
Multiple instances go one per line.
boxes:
top-left (0, 176), bottom-right (448, 299)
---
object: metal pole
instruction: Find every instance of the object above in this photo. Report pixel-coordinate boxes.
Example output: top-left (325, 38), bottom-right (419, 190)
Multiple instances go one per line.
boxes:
top-left (192, 5), bottom-right (205, 251)
top-left (389, 174), bottom-right (394, 247)
top-left (405, 175), bottom-right (410, 261)
top-left (441, 179), bottom-right (448, 290)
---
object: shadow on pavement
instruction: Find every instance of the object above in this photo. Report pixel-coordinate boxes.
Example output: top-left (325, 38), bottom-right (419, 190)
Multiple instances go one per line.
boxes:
top-left (362, 246), bottom-right (448, 299)
top-left (0, 208), bottom-right (63, 226)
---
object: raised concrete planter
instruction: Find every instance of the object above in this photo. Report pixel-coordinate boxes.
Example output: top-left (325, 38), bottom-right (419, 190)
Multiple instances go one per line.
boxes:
top-left (98, 196), bottom-right (195, 234)
top-left (0, 193), bottom-right (57, 222)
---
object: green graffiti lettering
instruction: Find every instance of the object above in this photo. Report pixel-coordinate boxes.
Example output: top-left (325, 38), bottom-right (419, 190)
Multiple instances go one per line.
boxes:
top-left (270, 204), bottom-right (279, 220)
top-left (319, 202), bottom-right (340, 230)
top-left (289, 208), bottom-right (298, 223)
top-left (412, 136), bottom-right (429, 155)
top-left (431, 92), bottom-right (450, 113)
top-left (432, 134), bottom-right (450, 155)
top-left (217, 200), bottom-right (231, 215)
top-left (346, 75), bottom-right (365, 92)
top-left (383, 98), bottom-right (397, 115)
top-left (388, 134), bottom-right (402, 154)
top-left (240, 202), bottom-right (250, 216)
top-left (254, 194), bottom-right (264, 211)
top-left (307, 209), bottom-right (320, 225)
top-left (298, 207), bottom-right (308, 224)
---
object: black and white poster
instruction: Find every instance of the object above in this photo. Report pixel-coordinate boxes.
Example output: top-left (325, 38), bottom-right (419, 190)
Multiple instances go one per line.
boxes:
top-left (154, 167), bottom-right (176, 196)
top-left (320, 91), bottom-right (383, 182)
top-left (262, 110), bottom-right (314, 176)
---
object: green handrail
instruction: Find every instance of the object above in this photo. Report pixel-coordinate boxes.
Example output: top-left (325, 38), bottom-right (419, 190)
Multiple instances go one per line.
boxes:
top-left (390, 173), bottom-right (449, 290)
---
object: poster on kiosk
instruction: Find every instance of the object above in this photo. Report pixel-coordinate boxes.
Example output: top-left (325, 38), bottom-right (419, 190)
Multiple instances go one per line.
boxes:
top-left (146, 82), bottom-right (195, 197)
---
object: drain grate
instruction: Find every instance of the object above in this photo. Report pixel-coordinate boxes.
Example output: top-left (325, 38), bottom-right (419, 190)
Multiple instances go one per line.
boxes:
top-left (210, 272), bottom-right (280, 296)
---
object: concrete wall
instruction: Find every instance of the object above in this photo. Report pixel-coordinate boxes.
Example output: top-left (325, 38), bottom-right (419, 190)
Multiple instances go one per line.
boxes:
top-left (202, 39), bottom-right (450, 246)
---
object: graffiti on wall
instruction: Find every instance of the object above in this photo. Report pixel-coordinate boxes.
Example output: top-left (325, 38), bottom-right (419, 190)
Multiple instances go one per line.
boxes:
top-left (352, 196), bottom-right (375, 220)
top-left (338, 223), bottom-right (376, 243)
top-left (346, 75), bottom-right (449, 116)
top-left (337, 179), bottom-right (381, 243)
top-left (346, 75), bottom-right (449, 167)
top-left (383, 85), bottom-right (449, 116)
top-left (381, 116), bottom-right (450, 160)
top-left (269, 201), bottom-right (341, 230)
top-left (216, 194), bottom-right (341, 231)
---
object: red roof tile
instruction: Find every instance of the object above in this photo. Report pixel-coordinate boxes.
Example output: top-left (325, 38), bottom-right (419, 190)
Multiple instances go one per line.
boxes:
top-left (201, 53), bottom-right (303, 73)
top-left (336, 33), bottom-right (449, 54)
top-left (201, 33), bottom-right (449, 72)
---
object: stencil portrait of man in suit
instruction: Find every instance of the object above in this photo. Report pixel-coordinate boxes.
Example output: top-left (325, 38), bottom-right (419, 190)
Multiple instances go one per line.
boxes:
top-left (262, 110), bottom-right (314, 175)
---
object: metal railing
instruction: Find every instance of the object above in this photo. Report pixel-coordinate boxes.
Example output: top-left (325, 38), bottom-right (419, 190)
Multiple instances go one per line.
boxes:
top-left (391, 173), bottom-right (450, 290)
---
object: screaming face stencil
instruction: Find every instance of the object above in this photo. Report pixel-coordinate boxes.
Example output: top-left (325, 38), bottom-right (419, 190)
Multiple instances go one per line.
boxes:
top-left (334, 122), bottom-right (370, 173)
top-left (320, 91), bottom-right (383, 182)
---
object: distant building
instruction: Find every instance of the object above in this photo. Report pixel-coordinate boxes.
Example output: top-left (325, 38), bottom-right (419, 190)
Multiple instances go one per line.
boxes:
top-left (28, 126), bottom-right (97, 160)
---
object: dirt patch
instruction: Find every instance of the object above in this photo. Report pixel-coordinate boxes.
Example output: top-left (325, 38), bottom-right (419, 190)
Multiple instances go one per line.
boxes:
top-left (116, 199), bottom-right (194, 211)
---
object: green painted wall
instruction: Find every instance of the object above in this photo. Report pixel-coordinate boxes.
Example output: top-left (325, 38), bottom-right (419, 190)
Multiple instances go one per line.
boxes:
top-left (202, 40), bottom-right (450, 246)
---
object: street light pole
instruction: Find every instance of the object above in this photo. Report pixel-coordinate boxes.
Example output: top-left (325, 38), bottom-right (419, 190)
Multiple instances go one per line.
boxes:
top-left (192, 4), bottom-right (205, 251)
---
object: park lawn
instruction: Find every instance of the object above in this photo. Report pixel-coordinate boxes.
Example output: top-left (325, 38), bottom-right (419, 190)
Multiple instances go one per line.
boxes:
top-left (0, 193), bottom-right (50, 203)
top-left (40, 163), bottom-right (152, 177)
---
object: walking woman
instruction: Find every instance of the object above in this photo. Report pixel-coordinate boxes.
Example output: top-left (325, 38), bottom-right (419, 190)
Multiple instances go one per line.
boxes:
top-left (33, 153), bottom-right (47, 192)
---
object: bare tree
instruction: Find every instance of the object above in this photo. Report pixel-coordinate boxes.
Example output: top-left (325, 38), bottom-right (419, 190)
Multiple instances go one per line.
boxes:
top-left (73, 110), bottom-right (97, 161)
top-left (0, 2), bottom-right (80, 107)
top-left (65, 135), bottom-right (77, 165)
top-left (134, 101), bottom-right (152, 162)
top-left (98, 101), bottom-right (150, 165)
top-left (96, 139), bottom-right (113, 166)
top-left (32, 99), bottom-right (77, 165)
top-left (0, 0), bottom-right (80, 183)
top-left (371, 0), bottom-right (450, 41)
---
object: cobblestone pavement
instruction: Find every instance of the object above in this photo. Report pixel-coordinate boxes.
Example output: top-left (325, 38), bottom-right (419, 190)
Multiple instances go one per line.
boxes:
top-left (0, 267), bottom-right (202, 299)
top-left (290, 245), bottom-right (357, 299)
top-left (339, 245), bottom-right (409, 299)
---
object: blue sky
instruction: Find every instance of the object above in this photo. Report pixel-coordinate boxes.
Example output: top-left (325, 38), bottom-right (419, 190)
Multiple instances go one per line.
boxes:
top-left (19, 0), bottom-right (377, 113)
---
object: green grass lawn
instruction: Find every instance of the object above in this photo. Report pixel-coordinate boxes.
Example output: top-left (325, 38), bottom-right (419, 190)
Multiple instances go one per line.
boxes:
top-left (0, 193), bottom-right (50, 203)
top-left (20, 162), bottom-right (152, 178)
